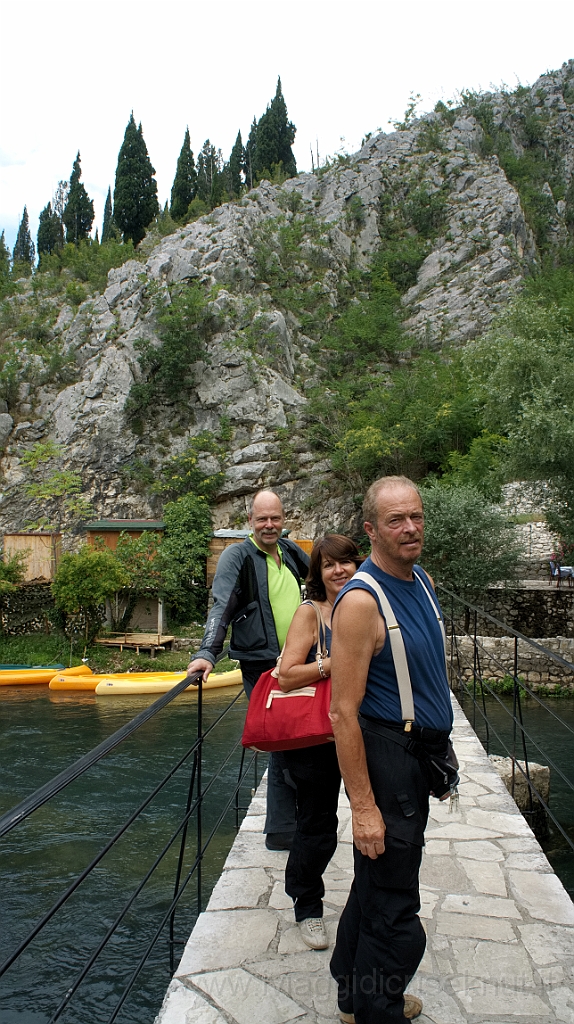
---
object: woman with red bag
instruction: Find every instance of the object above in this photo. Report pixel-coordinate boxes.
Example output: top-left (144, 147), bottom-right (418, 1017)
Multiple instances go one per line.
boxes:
top-left (278, 534), bottom-right (362, 950)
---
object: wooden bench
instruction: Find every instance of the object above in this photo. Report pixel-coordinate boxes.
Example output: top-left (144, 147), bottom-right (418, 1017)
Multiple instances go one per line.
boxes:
top-left (94, 633), bottom-right (175, 657)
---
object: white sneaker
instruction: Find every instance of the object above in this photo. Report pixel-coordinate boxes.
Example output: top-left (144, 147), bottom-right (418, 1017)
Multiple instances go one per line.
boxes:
top-left (298, 917), bottom-right (328, 949)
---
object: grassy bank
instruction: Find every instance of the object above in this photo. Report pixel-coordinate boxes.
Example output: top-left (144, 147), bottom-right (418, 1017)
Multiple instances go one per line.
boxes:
top-left (0, 630), bottom-right (238, 675)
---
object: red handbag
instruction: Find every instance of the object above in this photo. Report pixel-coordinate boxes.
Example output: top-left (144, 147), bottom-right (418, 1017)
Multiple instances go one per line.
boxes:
top-left (241, 603), bottom-right (333, 752)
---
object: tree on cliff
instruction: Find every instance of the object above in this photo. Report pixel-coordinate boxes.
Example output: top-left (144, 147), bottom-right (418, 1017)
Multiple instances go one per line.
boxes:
top-left (243, 117), bottom-right (258, 189)
top-left (228, 130), bottom-right (244, 197)
top-left (63, 152), bottom-right (95, 244)
top-left (0, 230), bottom-right (11, 300)
top-left (37, 201), bottom-right (63, 256)
top-left (0, 231), bottom-right (10, 281)
top-left (101, 186), bottom-right (118, 242)
top-left (252, 77), bottom-right (297, 182)
top-left (113, 114), bottom-right (159, 245)
top-left (12, 207), bottom-right (35, 274)
top-left (464, 298), bottom-right (574, 546)
top-left (170, 127), bottom-right (197, 220)
top-left (196, 140), bottom-right (224, 205)
top-left (53, 180), bottom-right (69, 223)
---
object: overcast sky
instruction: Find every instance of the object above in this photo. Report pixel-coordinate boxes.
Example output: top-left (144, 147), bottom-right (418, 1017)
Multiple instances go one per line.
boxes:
top-left (1, 0), bottom-right (572, 252)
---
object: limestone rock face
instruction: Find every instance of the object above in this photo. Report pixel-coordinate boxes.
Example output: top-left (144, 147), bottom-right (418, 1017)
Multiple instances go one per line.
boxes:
top-left (1, 61), bottom-right (573, 536)
top-left (0, 414), bottom-right (14, 450)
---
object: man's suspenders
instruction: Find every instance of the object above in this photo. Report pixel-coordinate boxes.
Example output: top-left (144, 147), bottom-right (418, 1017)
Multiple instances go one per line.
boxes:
top-left (352, 570), bottom-right (447, 733)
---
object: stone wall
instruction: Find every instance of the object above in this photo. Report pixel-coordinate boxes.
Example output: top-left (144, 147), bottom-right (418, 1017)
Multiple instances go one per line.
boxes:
top-left (0, 581), bottom-right (54, 635)
top-left (448, 634), bottom-right (574, 689)
top-left (444, 586), bottom-right (574, 638)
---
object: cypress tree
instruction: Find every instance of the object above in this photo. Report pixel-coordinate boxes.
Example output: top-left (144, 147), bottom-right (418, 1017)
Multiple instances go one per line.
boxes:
top-left (0, 230), bottom-right (10, 280)
top-left (210, 169), bottom-right (224, 209)
top-left (170, 127), bottom-right (197, 220)
top-left (63, 152), bottom-right (95, 244)
top-left (12, 207), bottom-right (35, 273)
top-left (113, 113), bottom-right (159, 245)
top-left (253, 77), bottom-right (297, 181)
top-left (228, 130), bottom-right (244, 197)
top-left (53, 180), bottom-right (69, 222)
top-left (101, 186), bottom-right (117, 243)
top-left (273, 78), bottom-right (297, 177)
top-left (243, 118), bottom-right (258, 190)
top-left (37, 202), bottom-right (63, 256)
top-left (196, 140), bottom-right (220, 204)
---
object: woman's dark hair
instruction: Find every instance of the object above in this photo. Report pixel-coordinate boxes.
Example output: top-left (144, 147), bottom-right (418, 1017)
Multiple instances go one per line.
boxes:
top-left (305, 534), bottom-right (362, 601)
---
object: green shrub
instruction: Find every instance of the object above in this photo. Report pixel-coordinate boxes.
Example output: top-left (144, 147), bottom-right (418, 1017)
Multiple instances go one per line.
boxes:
top-left (421, 482), bottom-right (521, 600)
top-left (376, 238), bottom-right (429, 292)
top-left (156, 431), bottom-right (225, 500)
top-left (346, 195), bottom-right (366, 229)
top-left (159, 494), bottom-right (213, 623)
top-left (126, 282), bottom-right (215, 425)
top-left (109, 532), bottom-right (162, 631)
top-left (52, 545), bottom-right (128, 645)
top-left (37, 239), bottom-right (138, 294)
top-left (186, 198), bottom-right (210, 222)
top-left (0, 550), bottom-right (28, 595)
top-left (65, 281), bottom-right (87, 307)
top-left (405, 186), bottom-right (448, 238)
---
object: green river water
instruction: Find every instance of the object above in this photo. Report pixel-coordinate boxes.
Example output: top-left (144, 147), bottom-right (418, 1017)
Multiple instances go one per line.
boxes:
top-left (0, 685), bottom-right (256, 1024)
top-left (1, 685), bottom-right (573, 1023)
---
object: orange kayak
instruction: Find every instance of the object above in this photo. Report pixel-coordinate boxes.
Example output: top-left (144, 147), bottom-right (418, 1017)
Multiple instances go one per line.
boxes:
top-left (0, 664), bottom-right (93, 686)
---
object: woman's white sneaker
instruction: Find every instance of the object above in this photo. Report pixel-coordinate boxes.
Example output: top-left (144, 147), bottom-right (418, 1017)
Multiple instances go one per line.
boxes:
top-left (299, 917), bottom-right (328, 949)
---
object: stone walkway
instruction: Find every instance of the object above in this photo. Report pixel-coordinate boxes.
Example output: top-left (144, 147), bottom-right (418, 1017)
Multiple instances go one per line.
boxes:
top-left (155, 696), bottom-right (574, 1024)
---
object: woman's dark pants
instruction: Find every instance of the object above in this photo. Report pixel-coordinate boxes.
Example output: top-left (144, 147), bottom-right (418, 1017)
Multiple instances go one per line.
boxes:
top-left (283, 742), bottom-right (341, 921)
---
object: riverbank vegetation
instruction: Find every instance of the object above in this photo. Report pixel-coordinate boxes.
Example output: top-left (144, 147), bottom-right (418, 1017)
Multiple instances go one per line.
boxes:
top-left (0, 629), bottom-right (238, 675)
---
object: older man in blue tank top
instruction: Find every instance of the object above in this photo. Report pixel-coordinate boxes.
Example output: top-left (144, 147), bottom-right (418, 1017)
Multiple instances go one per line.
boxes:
top-left (329, 476), bottom-right (454, 1024)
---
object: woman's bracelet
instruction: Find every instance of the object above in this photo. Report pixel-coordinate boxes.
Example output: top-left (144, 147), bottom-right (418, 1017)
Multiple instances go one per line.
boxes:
top-left (317, 656), bottom-right (327, 679)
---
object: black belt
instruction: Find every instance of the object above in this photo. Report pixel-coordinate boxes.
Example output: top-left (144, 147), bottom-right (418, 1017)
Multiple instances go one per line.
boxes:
top-left (359, 713), bottom-right (450, 747)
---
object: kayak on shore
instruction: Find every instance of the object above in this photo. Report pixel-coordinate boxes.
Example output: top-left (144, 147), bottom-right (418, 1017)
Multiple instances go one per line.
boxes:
top-left (0, 663), bottom-right (65, 670)
top-left (0, 665), bottom-right (92, 686)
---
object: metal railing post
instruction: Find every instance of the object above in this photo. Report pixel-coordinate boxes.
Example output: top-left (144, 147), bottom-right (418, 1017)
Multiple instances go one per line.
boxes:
top-left (197, 677), bottom-right (203, 916)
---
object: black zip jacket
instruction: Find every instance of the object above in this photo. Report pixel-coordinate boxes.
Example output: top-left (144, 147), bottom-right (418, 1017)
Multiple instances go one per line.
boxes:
top-left (195, 537), bottom-right (310, 665)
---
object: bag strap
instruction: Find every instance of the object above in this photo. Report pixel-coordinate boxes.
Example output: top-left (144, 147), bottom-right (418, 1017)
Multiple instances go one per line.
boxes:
top-left (353, 571), bottom-right (415, 729)
top-left (303, 600), bottom-right (328, 657)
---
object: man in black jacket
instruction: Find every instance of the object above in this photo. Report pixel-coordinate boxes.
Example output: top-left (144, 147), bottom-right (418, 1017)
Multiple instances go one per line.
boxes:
top-left (187, 490), bottom-right (310, 850)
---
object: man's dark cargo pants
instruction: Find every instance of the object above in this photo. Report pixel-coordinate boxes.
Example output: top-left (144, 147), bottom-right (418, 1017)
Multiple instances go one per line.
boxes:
top-left (330, 719), bottom-right (430, 1023)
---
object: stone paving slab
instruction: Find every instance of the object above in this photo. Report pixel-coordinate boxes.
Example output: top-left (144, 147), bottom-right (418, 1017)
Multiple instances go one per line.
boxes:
top-left (154, 695), bottom-right (574, 1024)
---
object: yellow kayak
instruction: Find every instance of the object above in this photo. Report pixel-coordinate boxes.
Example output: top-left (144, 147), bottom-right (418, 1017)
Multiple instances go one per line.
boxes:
top-left (95, 668), bottom-right (243, 695)
top-left (50, 670), bottom-right (183, 691)
top-left (0, 664), bottom-right (93, 686)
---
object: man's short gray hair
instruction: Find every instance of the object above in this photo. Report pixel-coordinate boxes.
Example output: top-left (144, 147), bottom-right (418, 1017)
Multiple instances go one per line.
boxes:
top-left (248, 490), bottom-right (283, 515)
top-left (363, 476), bottom-right (422, 526)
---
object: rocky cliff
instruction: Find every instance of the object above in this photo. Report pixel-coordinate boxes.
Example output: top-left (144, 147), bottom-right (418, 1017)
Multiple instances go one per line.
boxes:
top-left (1, 61), bottom-right (573, 539)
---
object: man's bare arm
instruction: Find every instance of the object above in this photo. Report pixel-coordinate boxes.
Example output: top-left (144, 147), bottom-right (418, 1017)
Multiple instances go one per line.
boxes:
top-left (330, 588), bottom-right (386, 859)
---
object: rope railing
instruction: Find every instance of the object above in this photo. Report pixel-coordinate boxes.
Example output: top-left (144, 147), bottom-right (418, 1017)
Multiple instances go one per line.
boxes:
top-left (0, 654), bottom-right (263, 1023)
top-left (2, 590), bottom-right (573, 1019)
top-left (438, 583), bottom-right (574, 857)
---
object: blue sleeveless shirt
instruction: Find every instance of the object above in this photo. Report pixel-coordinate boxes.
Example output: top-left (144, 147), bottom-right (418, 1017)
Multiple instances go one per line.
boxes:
top-left (333, 557), bottom-right (453, 731)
